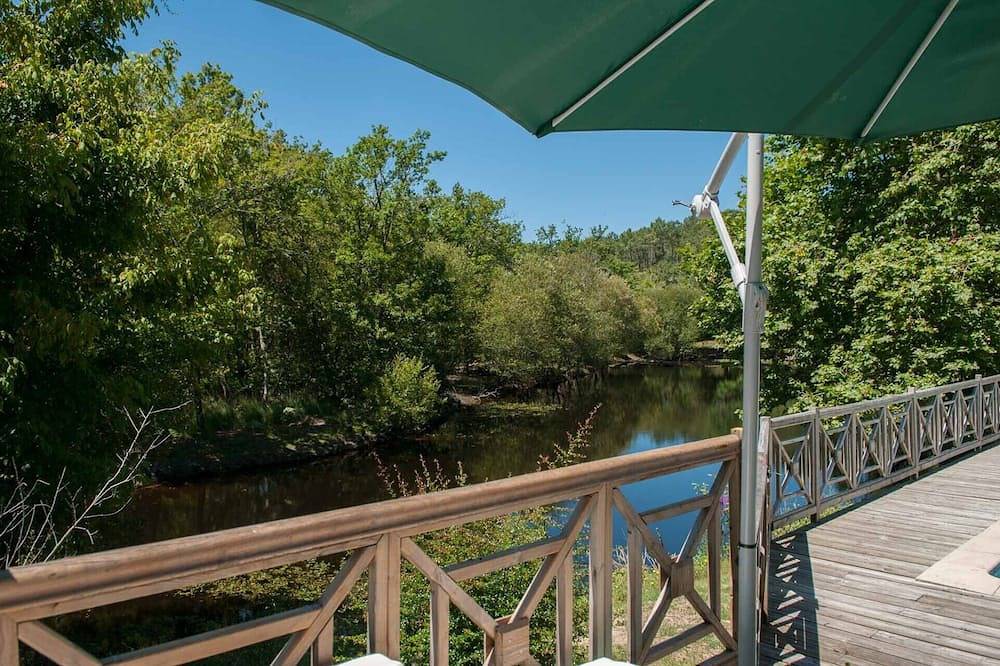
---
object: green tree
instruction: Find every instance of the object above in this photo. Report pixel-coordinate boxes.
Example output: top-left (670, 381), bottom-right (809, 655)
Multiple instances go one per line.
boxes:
top-left (691, 125), bottom-right (1000, 409)
top-left (639, 282), bottom-right (702, 360)
top-left (0, 0), bottom-right (235, 474)
top-left (477, 252), bottom-right (644, 382)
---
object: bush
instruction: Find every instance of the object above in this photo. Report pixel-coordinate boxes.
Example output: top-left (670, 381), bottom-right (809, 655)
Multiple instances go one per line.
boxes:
top-left (368, 355), bottom-right (442, 433)
top-left (639, 282), bottom-right (702, 360)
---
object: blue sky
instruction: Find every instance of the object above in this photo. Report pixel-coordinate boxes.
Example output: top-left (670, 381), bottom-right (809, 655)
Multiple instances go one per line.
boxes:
top-left (126, 1), bottom-right (746, 237)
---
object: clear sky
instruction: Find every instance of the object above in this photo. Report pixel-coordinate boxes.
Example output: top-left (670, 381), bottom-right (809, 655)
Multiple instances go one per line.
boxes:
top-left (125, 1), bottom-right (747, 237)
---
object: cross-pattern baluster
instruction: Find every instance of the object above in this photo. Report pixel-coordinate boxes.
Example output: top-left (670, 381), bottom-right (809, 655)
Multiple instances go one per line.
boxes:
top-left (613, 462), bottom-right (737, 664)
top-left (769, 375), bottom-right (1000, 530)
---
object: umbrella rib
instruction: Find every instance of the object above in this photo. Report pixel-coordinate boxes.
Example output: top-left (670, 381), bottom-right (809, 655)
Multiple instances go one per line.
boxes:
top-left (549, 0), bottom-right (716, 129)
top-left (861, 0), bottom-right (959, 138)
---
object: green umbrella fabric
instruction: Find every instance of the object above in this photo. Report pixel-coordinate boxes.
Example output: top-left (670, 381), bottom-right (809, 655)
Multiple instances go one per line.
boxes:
top-left (261, 0), bottom-right (1000, 140)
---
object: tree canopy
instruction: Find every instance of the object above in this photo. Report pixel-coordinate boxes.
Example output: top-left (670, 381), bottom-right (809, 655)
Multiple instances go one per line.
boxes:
top-left (1, 1), bottom-right (711, 484)
top-left (691, 126), bottom-right (1000, 410)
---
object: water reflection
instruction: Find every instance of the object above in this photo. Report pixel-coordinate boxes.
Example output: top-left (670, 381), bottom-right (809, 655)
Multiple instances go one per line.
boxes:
top-left (103, 364), bottom-right (740, 552)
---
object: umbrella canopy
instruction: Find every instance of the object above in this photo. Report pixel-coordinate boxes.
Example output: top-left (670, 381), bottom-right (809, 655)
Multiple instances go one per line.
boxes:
top-left (262, 0), bottom-right (1000, 140)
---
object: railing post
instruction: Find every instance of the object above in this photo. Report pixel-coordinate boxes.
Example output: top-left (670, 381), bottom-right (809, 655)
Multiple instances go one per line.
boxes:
top-left (588, 483), bottom-right (613, 660)
top-left (953, 386), bottom-right (961, 448)
top-left (626, 527), bottom-right (643, 664)
top-left (989, 375), bottom-right (1000, 436)
top-left (556, 555), bottom-right (574, 666)
top-left (368, 534), bottom-right (401, 659)
top-left (811, 407), bottom-right (822, 523)
top-left (310, 619), bottom-right (334, 666)
top-left (976, 374), bottom-right (984, 447)
top-left (429, 583), bottom-right (449, 666)
top-left (1, 617), bottom-right (16, 666)
top-left (907, 388), bottom-right (919, 474)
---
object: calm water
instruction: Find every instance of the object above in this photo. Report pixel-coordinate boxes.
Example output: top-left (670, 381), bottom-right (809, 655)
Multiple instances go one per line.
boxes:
top-left (102, 364), bottom-right (740, 552)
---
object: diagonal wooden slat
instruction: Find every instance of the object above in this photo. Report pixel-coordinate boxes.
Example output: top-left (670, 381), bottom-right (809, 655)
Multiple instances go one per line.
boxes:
top-left (687, 589), bottom-right (737, 651)
top-left (646, 621), bottom-right (715, 663)
top-left (399, 538), bottom-right (497, 639)
top-left (610, 489), bottom-right (673, 572)
top-left (271, 546), bottom-right (375, 666)
top-left (681, 461), bottom-right (733, 560)
top-left (639, 577), bottom-right (674, 662)
top-left (19, 621), bottom-right (101, 666)
top-left (511, 494), bottom-right (594, 623)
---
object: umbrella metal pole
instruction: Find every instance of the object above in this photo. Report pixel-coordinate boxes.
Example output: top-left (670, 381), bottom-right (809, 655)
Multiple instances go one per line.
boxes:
top-left (738, 132), bottom-right (766, 666)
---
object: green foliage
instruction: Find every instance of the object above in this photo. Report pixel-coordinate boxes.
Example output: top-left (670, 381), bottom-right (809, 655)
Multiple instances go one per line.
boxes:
top-left (0, 0), bottom-right (710, 493)
top-left (0, 0), bottom-right (230, 473)
top-left (0, 0), bottom-right (522, 481)
top-left (691, 125), bottom-right (1000, 409)
top-left (367, 355), bottom-right (442, 434)
top-left (477, 253), bottom-right (645, 382)
top-left (639, 282), bottom-right (702, 360)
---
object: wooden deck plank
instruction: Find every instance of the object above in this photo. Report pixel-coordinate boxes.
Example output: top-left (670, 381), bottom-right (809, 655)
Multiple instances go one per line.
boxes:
top-left (761, 445), bottom-right (1000, 665)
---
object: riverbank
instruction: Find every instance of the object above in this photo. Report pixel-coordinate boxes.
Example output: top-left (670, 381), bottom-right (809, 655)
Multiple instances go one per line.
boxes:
top-left (105, 365), bottom-right (739, 550)
top-left (149, 398), bottom-right (564, 483)
top-left (149, 425), bottom-right (365, 482)
top-left (151, 356), bottom-right (727, 483)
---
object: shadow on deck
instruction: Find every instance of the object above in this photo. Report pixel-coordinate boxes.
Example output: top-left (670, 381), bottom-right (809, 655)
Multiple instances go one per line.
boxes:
top-left (760, 445), bottom-right (1000, 665)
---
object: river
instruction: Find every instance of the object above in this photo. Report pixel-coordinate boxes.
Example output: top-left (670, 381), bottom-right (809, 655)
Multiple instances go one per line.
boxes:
top-left (101, 364), bottom-right (740, 553)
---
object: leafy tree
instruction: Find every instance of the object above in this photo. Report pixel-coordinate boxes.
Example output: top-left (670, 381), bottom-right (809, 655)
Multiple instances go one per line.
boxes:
top-left (366, 355), bottom-right (442, 434)
top-left (111, 64), bottom-right (266, 427)
top-left (691, 125), bottom-right (1000, 409)
top-left (429, 183), bottom-right (520, 271)
top-left (639, 282), bottom-right (702, 360)
top-left (0, 0), bottom-right (227, 474)
top-left (0, 0), bottom-right (710, 489)
top-left (477, 253), bottom-right (644, 382)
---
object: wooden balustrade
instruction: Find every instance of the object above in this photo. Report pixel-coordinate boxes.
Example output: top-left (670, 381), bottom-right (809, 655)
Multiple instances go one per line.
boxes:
top-left (0, 433), bottom-right (742, 665)
top-left (766, 373), bottom-right (1000, 530)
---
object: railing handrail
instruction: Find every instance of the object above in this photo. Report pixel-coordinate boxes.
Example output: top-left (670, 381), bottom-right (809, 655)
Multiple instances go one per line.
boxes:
top-left (0, 432), bottom-right (739, 622)
top-left (770, 373), bottom-right (1000, 427)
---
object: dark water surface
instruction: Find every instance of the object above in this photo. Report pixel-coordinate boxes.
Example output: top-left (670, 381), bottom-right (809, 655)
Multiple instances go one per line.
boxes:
top-left (103, 364), bottom-right (740, 552)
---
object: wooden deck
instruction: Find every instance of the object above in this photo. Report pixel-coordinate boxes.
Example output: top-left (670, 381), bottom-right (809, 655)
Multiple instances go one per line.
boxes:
top-left (761, 444), bottom-right (1000, 665)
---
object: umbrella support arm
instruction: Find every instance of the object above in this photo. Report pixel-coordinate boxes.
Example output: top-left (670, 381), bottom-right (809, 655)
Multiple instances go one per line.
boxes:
top-left (692, 132), bottom-right (749, 302)
top-left (690, 132), bottom-right (766, 666)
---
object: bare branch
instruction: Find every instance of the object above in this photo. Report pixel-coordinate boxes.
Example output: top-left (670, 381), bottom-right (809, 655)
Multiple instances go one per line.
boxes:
top-left (2, 402), bottom-right (187, 567)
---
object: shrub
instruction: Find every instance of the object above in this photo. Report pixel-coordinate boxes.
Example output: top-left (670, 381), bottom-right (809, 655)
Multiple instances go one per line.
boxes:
top-left (369, 355), bottom-right (442, 433)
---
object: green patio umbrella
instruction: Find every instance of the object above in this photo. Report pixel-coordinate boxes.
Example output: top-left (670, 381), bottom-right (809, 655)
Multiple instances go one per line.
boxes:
top-left (263, 0), bottom-right (999, 140)
top-left (260, 2), bottom-right (1000, 664)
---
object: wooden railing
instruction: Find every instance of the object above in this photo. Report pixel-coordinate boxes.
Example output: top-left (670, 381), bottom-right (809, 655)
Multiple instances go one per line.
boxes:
top-left (0, 433), bottom-right (742, 665)
top-left (765, 373), bottom-right (1000, 530)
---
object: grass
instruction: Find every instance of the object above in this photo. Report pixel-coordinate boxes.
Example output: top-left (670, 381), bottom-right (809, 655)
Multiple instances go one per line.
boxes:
top-left (609, 553), bottom-right (735, 665)
top-left (471, 400), bottom-right (563, 419)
